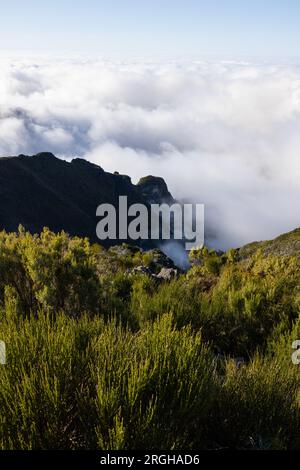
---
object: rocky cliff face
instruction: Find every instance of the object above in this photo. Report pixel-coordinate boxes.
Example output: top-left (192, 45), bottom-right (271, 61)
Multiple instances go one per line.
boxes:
top-left (0, 153), bottom-right (174, 249)
top-left (137, 175), bottom-right (174, 204)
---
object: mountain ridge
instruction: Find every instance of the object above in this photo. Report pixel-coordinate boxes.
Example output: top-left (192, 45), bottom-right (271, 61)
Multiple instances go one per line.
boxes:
top-left (0, 152), bottom-right (174, 248)
top-left (1, 152), bottom-right (299, 259)
top-left (238, 227), bottom-right (300, 259)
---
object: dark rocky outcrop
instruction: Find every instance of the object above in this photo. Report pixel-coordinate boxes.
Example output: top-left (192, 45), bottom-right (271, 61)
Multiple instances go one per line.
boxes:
top-left (0, 153), bottom-right (174, 249)
top-left (137, 175), bottom-right (174, 204)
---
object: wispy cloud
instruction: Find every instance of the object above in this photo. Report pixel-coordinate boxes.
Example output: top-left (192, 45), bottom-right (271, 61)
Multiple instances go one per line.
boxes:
top-left (1, 57), bottom-right (300, 249)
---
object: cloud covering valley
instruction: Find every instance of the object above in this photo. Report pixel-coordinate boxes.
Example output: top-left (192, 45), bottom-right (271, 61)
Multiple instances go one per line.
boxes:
top-left (1, 56), bottom-right (300, 249)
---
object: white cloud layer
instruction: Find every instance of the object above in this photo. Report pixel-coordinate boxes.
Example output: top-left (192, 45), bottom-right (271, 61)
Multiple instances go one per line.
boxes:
top-left (1, 56), bottom-right (300, 249)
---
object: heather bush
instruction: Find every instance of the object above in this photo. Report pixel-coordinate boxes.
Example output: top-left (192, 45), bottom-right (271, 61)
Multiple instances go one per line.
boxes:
top-left (210, 355), bottom-right (300, 449)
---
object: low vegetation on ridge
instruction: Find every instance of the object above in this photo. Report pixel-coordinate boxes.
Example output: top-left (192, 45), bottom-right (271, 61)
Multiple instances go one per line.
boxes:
top-left (0, 227), bottom-right (299, 450)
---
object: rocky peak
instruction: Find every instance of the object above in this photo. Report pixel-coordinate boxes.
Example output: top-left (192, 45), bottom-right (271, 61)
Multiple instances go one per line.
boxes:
top-left (136, 175), bottom-right (174, 204)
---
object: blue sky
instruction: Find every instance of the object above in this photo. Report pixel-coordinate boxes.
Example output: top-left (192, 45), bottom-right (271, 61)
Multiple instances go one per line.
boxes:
top-left (1, 0), bottom-right (300, 58)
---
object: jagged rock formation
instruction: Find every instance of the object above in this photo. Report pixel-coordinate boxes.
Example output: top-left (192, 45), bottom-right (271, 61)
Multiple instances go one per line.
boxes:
top-left (137, 175), bottom-right (174, 204)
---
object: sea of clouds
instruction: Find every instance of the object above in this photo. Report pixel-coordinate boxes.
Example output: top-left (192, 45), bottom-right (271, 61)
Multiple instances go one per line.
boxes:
top-left (1, 56), bottom-right (300, 249)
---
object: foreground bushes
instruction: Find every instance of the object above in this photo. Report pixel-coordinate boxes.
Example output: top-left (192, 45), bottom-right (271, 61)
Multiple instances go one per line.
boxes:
top-left (132, 251), bottom-right (300, 357)
top-left (212, 356), bottom-right (300, 449)
top-left (0, 229), bottom-right (299, 449)
top-left (0, 306), bottom-right (299, 450)
top-left (0, 309), bottom-right (216, 449)
top-left (0, 227), bottom-right (101, 318)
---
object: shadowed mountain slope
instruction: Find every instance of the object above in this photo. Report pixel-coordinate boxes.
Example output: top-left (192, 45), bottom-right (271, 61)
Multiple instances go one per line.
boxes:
top-left (0, 152), bottom-right (174, 247)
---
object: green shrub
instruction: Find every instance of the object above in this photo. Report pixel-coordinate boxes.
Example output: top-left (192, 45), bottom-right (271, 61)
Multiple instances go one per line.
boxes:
top-left (0, 227), bottom-right (102, 318)
top-left (0, 228), bottom-right (299, 449)
top-left (89, 314), bottom-right (217, 450)
top-left (0, 307), bottom-right (102, 449)
top-left (211, 355), bottom-right (300, 449)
